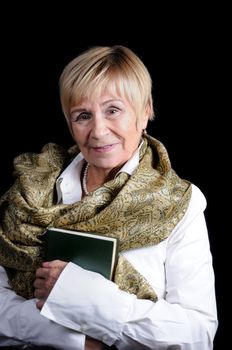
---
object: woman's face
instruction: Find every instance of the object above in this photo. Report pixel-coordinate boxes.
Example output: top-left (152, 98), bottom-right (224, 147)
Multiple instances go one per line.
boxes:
top-left (69, 91), bottom-right (148, 171)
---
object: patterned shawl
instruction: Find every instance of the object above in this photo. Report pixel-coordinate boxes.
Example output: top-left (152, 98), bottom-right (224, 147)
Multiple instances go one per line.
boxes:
top-left (0, 134), bottom-right (191, 300)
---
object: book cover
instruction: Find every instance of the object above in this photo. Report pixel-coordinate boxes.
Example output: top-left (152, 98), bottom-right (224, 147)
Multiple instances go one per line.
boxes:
top-left (44, 227), bottom-right (119, 280)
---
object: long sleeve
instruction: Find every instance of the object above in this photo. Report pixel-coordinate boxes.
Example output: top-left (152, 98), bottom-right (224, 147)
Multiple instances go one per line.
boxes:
top-left (0, 267), bottom-right (85, 349)
top-left (41, 184), bottom-right (218, 349)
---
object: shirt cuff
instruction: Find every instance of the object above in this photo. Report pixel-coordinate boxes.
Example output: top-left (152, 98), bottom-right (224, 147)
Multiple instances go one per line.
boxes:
top-left (41, 262), bottom-right (135, 346)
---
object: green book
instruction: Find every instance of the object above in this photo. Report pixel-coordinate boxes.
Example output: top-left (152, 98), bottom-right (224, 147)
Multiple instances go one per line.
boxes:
top-left (44, 227), bottom-right (119, 280)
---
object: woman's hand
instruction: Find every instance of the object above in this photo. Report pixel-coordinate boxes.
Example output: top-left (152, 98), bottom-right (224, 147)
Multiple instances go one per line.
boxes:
top-left (34, 262), bottom-right (107, 349)
top-left (85, 336), bottom-right (106, 350)
top-left (34, 260), bottom-right (68, 309)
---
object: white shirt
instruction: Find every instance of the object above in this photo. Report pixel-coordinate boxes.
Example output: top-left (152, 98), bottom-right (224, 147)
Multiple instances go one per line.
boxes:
top-left (0, 148), bottom-right (218, 349)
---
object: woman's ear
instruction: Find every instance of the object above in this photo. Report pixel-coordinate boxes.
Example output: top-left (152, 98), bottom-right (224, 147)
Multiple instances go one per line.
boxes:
top-left (140, 103), bottom-right (151, 129)
top-left (141, 117), bottom-right (149, 130)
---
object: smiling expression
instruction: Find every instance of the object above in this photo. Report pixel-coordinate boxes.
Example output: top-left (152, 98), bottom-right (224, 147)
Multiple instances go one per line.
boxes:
top-left (70, 91), bottom-right (148, 172)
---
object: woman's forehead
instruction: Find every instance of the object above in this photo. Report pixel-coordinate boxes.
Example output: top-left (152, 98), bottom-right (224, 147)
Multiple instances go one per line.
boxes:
top-left (72, 82), bottom-right (128, 105)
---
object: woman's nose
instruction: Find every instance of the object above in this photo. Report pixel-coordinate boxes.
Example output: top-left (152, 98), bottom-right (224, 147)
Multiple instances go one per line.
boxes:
top-left (90, 115), bottom-right (109, 139)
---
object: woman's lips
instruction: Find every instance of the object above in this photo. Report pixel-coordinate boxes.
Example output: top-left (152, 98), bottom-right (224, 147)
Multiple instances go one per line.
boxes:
top-left (91, 144), bottom-right (117, 153)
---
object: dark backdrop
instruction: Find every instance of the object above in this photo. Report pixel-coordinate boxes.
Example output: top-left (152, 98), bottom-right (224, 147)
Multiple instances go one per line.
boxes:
top-left (0, 5), bottom-right (228, 349)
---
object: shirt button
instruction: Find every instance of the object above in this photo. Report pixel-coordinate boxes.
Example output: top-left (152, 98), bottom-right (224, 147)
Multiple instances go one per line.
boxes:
top-left (102, 335), bottom-right (108, 342)
top-left (80, 323), bottom-right (89, 332)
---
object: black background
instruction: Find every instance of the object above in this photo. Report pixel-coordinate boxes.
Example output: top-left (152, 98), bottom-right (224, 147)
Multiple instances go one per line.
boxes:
top-left (0, 4), bottom-right (228, 348)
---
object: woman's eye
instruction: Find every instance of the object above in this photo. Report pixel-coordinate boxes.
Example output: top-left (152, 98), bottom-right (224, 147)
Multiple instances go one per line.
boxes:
top-left (71, 112), bottom-right (91, 123)
top-left (107, 107), bottom-right (120, 117)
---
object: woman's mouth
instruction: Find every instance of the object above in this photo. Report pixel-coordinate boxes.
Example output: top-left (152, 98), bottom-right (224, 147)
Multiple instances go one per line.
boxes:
top-left (91, 144), bottom-right (117, 153)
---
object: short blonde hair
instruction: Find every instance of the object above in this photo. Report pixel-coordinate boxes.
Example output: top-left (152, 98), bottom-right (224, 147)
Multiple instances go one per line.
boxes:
top-left (59, 45), bottom-right (154, 127)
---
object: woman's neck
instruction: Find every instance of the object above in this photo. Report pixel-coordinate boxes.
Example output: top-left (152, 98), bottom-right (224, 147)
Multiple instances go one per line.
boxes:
top-left (82, 162), bottom-right (122, 195)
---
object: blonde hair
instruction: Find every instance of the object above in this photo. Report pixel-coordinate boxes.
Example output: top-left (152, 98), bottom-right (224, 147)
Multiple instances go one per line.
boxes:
top-left (59, 45), bottom-right (154, 127)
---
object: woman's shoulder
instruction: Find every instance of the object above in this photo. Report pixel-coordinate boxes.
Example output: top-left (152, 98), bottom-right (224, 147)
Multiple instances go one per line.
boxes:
top-left (12, 143), bottom-right (74, 174)
top-left (168, 183), bottom-right (208, 243)
top-left (172, 183), bottom-right (207, 232)
top-left (189, 183), bottom-right (207, 211)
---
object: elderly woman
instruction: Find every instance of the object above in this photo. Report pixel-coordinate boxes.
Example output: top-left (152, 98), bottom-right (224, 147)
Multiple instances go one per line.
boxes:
top-left (0, 45), bottom-right (217, 349)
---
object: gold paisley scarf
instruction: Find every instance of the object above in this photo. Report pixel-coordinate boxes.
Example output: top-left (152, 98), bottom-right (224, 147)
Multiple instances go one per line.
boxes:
top-left (0, 134), bottom-right (191, 300)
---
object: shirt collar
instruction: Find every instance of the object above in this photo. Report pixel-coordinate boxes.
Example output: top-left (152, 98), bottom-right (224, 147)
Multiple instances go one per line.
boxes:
top-left (56, 142), bottom-right (143, 204)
